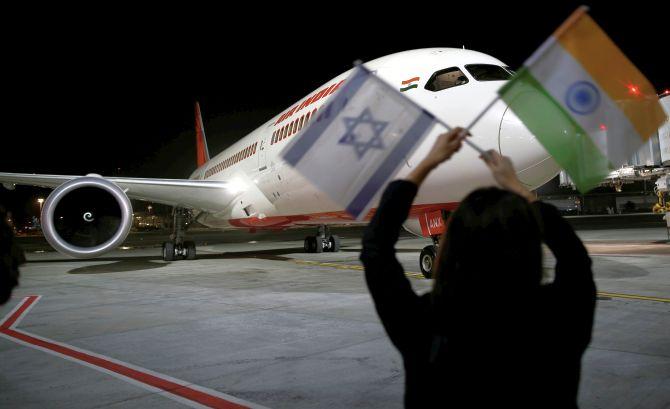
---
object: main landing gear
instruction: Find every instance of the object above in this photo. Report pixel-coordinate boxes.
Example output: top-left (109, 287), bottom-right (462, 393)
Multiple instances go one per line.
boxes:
top-left (419, 235), bottom-right (440, 279)
top-left (162, 208), bottom-right (196, 261)
top-left (304, 225), bottom-right (341, 253)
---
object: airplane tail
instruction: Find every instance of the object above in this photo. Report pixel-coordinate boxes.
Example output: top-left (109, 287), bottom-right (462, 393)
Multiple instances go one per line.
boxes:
top-left (194, 101), bottom-right (211, 167)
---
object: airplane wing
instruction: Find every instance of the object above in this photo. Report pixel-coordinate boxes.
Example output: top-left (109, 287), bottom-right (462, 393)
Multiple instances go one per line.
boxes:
top-left (0, 172), bottom-right (238, 213)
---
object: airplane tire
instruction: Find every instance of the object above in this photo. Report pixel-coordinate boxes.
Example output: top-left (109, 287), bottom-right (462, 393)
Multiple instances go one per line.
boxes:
top-left (304, 236), bottom-right (324, 253)
top-left (162, 241), bottom-right (175, 262)
top-left (419, 245), bottom-right (436, 279)
top-left (328, 235), bottom-right (341, 252)
top-left (314, 236), bottom-right (324, 253)
top-left (184, 241), bottom-right (196, 260)
top-left (304, 236), bottom-right (315, 253)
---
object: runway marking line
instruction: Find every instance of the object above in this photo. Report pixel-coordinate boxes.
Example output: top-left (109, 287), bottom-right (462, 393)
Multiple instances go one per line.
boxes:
top-left (596, 292), bottom-right (670, 303)
top-left (292, 259), bottom-right (670, 303)
top-left (0, 296), bottom-right (269, 409)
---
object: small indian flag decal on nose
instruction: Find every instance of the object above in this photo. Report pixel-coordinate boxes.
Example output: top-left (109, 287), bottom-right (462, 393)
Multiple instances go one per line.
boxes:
top-left (400, 77), bottom-right (420, 92)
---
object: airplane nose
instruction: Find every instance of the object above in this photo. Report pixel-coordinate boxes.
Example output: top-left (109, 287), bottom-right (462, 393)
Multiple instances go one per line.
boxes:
top-left (498, 105), bottom-right (560, 189)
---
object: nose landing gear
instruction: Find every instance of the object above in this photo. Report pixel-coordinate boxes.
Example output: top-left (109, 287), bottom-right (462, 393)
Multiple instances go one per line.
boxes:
top-left (304, 225), bottom-right (341, 253)
top-left (419, 235), bottom-right (440, 279)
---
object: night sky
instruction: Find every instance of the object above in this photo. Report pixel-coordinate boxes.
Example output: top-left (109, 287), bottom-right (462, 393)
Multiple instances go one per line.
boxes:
top-left (2, 2), bottom-right (668, 218)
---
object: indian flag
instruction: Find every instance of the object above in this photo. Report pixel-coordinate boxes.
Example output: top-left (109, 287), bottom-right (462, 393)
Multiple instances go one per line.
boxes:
top-left (499, 6), bottom-right (667, 192)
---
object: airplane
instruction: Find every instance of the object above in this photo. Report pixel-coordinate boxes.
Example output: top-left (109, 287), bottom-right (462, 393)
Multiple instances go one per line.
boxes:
top-left (0, 48), bottom-right (560, 278)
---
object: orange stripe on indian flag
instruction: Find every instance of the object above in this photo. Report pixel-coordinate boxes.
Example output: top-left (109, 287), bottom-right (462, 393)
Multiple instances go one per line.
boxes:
top-left (401, 77), bottom-right (420, 85)
top-left (554, 8), bottom-right (666, 140)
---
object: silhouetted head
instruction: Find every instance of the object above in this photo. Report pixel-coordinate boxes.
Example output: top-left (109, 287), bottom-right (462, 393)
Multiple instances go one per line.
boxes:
top-left (432, 187), bottom-right (543, 307)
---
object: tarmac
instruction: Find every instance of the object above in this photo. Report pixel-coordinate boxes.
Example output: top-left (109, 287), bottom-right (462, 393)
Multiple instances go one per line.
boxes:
top-left (1, 224), bottom-right (669, 408)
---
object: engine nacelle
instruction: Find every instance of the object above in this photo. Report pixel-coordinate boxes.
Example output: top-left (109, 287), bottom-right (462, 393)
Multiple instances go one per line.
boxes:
top-left (41, 177), bottom-right (133, 258)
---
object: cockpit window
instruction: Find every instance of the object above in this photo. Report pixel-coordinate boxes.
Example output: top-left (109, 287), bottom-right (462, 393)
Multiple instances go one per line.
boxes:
top-left (465, 64), bottom-right (512, 81)
top-left (424, 67), bottom-right (469, 92)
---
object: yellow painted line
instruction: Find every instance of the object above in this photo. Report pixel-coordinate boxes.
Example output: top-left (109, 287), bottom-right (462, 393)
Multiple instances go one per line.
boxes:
top-left (292, 259), bottom-right (426, 280)
top-left (597, 292), bottom-right (670, 304)
top-left (293, 259), bottom-right (365, 271)
top-left (292, 259), bottom-right (670, 303)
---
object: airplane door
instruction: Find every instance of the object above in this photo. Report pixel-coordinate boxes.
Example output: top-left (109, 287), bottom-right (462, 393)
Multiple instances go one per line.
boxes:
top-left (258, 138), bottom-right (268, 171)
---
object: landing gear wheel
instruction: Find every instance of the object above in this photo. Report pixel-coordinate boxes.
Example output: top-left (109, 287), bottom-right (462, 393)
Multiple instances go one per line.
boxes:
top-left (304, 236), bottom-right (324, 253)
top-left (304, 236), bottom-right (315, 252)
top-left (184, 241), bottom-right (196, 260)
top-left (328, 235), bottom-right (341, 252)
top-left (314, 236), bottom-right (323, 253)
top-left (419, 245), bottom-right (436, 279)
top-left (162, 241), bottom-right (175, 261)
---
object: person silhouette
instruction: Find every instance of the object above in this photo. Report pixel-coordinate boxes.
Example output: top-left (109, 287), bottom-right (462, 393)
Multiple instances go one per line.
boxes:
top-left (360, 128), bottom-right (596, 408)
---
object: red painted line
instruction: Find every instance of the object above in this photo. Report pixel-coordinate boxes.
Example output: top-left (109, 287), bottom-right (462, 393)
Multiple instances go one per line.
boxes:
top-left (401, 77), bottom-right (420, 85)
top-left (0, 295), bottom-right (39, 329)
top-left (0, 297), bottom-right (260, 409)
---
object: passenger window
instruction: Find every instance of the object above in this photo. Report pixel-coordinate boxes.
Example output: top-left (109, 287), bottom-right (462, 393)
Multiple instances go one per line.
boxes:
top-left (465, 64), bottom-right (512, 81)
top-left (425, 67), bottom-right (469, 92)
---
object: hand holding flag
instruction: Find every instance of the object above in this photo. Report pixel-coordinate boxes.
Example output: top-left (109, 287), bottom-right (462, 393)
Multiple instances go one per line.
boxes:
top-left (405, 128), bottom-right (470, 187)
top-left (421, 128), bottom-right (470, 168)
top-left (480, 150), bottom-right (537, 203)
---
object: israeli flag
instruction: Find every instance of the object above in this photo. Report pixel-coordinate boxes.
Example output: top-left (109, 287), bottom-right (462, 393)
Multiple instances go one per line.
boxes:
top-left (282, 65), bottom-right (439, 220)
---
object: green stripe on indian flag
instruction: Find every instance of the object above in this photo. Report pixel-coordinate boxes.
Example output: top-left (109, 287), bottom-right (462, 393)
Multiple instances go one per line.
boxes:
top-left (526, 37), bottom-right (643, 167)
top-left (499, 68), bottom-right (611, 193)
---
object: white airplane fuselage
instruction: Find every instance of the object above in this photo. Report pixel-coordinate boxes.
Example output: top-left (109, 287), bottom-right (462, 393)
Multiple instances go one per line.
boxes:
top-left (190, 48), bottom-right (560, 236)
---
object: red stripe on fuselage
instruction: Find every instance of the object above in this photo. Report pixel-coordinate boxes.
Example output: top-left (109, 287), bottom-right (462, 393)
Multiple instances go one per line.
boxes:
top-left (228, 202), bottom-right (460, 229)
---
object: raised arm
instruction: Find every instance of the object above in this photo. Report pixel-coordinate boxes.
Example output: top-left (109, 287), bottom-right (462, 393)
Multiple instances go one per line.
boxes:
top-left (479, 149), bottom-right (594, 290)
top-left (480, 150), bottom-right (595, 345)
top-left (360, 128), bottom-right (467, 351)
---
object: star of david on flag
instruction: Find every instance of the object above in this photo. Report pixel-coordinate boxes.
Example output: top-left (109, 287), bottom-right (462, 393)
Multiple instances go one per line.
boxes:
top-left (339, 108), bottom-right (388, 159)
top-left (281, 65), bottom-right (442, 220)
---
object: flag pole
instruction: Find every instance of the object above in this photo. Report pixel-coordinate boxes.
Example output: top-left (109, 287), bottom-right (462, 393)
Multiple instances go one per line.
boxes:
top-left (464, 95), bottom-right (501, 132)
top-left (440, 94), bottom-right (502, 157)
top-left (430, 115), bottom-right (487, 156)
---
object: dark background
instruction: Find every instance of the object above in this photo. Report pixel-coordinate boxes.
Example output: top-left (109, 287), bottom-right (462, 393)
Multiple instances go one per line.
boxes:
top-left (2, 2), bottom-right (668, 219)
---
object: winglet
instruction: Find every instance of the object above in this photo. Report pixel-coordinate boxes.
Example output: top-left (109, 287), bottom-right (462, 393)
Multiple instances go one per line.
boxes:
top-left (195, 101), bottom-right (211, 167)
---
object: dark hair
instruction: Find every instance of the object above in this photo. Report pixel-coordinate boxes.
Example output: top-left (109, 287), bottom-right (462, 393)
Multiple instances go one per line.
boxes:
top-left (432, 187), bottom-right (543, 307)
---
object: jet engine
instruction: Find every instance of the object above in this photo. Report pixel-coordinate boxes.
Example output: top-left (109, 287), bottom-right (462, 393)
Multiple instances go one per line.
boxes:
top-left (41, 176), bottom-right (133, 258)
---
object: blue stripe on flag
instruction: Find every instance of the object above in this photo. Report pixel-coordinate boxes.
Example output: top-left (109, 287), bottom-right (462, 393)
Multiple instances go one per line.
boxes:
top-left (283, 66), bottom-right (370, 166)
top-left (346, 112), bottom-right (435, 218)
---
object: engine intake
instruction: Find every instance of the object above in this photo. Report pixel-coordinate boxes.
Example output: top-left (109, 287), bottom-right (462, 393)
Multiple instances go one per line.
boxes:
top-left (41, 177), bottom-right (133, 258)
